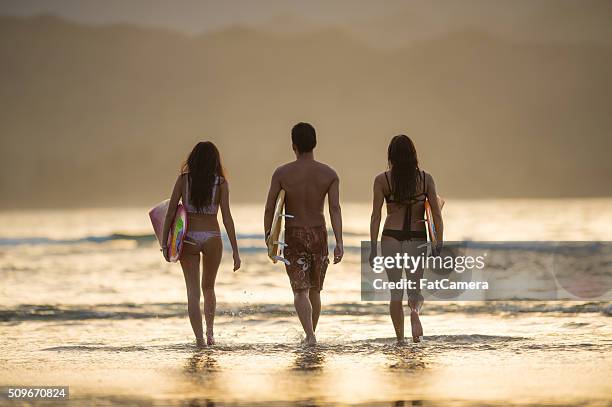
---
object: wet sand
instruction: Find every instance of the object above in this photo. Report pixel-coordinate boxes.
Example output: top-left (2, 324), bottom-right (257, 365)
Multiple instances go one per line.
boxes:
top-left (2, 309), bottom-right (611, 406)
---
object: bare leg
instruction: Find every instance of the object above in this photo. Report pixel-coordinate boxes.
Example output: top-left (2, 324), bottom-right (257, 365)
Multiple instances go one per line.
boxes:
top-left (180, 251), bottom-right (204, 347)
top-left (407, 242), bottom-right (426, 343)
top-left (202, 288), bottom-right (216, 345)
top-left (408, 294), bottom-right (424, 343)
top-left (201, 237), bottom-right (222, 346)
top-left (309, 288), bottom-right (321, 332)
top-left (382, 237), bottom-right (405, 344)
top-left (390, 300), bottom-right (405, 343)
top-left (294, 289), bottom-right (316, 345)
top-left (387, 273), bottom-right (406, 343)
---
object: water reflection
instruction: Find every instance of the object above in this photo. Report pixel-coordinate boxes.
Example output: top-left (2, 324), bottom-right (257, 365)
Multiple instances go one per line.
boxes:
top-left (292, 347), bottom-right (326, 371)
top-left (384, 345), bottom-right (427, 371)
top-left (184, 349), bottom-right (220, 376)
top-left (185, 400), bottom-right (216, 407)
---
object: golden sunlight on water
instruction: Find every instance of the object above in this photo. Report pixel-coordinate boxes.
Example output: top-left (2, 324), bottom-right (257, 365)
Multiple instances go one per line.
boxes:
top-left (0, 199), bottom-right (611, 405)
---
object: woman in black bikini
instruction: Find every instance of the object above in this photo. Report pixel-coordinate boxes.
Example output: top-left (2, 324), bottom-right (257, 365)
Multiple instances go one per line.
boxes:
top-left (369, 135), bottom-right (443, 343)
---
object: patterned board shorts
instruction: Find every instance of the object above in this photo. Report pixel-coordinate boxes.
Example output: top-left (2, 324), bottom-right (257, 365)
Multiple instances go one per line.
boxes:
top-left (283, 225), bottom-right (329, 292)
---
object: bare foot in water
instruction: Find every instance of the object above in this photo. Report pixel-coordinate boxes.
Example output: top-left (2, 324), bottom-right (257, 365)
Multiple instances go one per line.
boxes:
top-left (303, 335), bottom-right (317, 347)
top-left (410, 310), bottom-right (423, 343)
top-left (206, 331), bottom-right (215, 346)
top-left (196, 338), bottom-right (206, 348)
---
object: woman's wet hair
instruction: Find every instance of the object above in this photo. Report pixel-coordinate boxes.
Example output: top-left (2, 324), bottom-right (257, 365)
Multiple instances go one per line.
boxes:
top-left (387, 135), bottom-right (421, 201)
top-left (182, 141), bottom-right (224, 211)
top-left (291, 122), bottom-right (317, 153)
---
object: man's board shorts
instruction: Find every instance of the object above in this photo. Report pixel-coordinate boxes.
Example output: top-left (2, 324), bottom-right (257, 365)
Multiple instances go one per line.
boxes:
top-left (283, 225), bottom-right (329, 292)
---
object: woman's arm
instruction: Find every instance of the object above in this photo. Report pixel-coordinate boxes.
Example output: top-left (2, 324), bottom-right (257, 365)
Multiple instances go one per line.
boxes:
top-left (369, 175), bottom-right (384, 263)
top-left (161, 174), bottom-right (184, 260)
top-left (426, 173), bottom-right (444, 246)
top-left (220, 180), bottom-right (241, 271)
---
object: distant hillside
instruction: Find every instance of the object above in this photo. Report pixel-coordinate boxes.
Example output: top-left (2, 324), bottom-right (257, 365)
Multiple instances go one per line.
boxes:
top-left (0, 15), bottom-right (611, 208)
top-left (342, 0), bottom-right (612, 49)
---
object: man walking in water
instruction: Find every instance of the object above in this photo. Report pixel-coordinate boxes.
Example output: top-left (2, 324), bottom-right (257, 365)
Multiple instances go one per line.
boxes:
top-left (264, 122), bottom-right (343, 345)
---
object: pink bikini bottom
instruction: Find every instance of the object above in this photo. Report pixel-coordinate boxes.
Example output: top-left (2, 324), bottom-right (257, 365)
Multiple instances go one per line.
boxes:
top-left (185, 230), bottom-right (221, 246)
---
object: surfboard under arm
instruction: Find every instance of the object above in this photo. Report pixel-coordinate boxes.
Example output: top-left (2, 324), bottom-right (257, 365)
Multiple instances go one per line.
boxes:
top-left (267, 189), bottom-right (286, 262)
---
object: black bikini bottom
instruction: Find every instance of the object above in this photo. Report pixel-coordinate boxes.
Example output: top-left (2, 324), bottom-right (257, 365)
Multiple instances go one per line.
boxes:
top-left (382, 229), bottom-right (427, 242)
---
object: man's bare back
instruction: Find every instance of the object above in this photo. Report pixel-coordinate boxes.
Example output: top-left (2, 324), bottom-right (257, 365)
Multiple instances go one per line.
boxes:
top-left (272, 159), bottom-right (337, 227)
top-left (264, 152), bottom-right (343, 263)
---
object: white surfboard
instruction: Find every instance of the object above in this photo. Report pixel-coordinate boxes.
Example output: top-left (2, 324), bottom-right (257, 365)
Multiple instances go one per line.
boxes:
top-left (266, 190), bottom-right (292, 264)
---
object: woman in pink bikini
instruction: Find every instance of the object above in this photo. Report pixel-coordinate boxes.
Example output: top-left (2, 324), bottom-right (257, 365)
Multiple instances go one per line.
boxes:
top-left (162, 141), bottom-right (241, 347)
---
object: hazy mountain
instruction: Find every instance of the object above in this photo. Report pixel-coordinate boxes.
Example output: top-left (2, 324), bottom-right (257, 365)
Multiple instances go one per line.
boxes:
top-left (0, 15), bottom-right (611, 208)
top-left (3, 0), bottom-right (612, 47)
top-left (344, 0), bottom-right (612, 49)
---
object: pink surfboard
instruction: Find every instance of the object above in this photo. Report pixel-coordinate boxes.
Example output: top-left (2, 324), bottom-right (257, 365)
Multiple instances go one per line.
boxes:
top-left (149, 200), bottom-right (188, 263)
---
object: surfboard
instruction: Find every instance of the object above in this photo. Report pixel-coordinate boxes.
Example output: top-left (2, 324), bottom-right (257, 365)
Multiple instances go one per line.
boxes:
top-left (266, 189), bottom-right (291, 264)
top-left (424, 195), bottom-right (444, 249)
top-left (149, 200), bottom-right (188, 263)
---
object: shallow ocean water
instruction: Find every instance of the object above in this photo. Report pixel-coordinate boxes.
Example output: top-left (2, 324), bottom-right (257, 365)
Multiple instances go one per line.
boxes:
top-left (0, 199), bottom-right (611, 406)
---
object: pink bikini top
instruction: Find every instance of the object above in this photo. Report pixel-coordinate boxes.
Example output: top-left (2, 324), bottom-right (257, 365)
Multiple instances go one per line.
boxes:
top-left (183, 174), bottom-right (222, 215)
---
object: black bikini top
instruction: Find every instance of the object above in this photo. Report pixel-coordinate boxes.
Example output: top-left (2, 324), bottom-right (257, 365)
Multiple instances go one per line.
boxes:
top-left (384, 170), bottom-right (427, 204)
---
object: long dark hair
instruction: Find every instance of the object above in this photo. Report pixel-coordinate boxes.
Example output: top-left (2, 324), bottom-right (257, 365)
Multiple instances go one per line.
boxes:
top-left (387, 135), bottom-right (421, 202)
top-left (181, 141), bottom-right (224, 211)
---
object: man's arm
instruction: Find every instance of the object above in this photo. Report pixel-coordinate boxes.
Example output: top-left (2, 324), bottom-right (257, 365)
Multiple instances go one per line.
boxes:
top-left (264, 168), bottom-right (282, 238)
top-left (327, 174), bottom-right (343, 263)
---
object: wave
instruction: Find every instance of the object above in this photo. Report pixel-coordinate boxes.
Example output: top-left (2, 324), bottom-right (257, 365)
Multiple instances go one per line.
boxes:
top-left (0, 233), bottom-right (157, 246)
top-left (0, 232), bottom-right (366, 254)
top-left (0, 233), bottom-right (259, 251)
top-left (40, 335), bottom-right (612, 360)
top-left (41, 334), bottom-right (528, 353)
top-left (2, 233), bottom-right (608, 257)
top-left (1, 301), bottom-right (610, 322)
